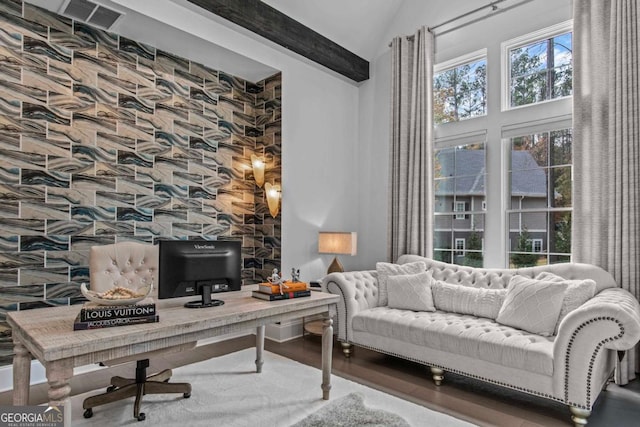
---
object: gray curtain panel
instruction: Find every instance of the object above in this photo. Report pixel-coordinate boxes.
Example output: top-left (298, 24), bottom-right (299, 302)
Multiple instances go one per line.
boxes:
top-left (572, 0), bottom-right (640, 384)
top-left (388, 27), bottom-right (435, 262)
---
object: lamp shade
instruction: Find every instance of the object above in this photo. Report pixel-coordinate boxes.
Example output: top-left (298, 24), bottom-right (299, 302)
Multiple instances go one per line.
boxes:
top-left (251, 154), bottom-right (265, 187)
top-left (265, 182), bottom-right (281, 218)
top-left (318, 232), bottom-right (357, 256)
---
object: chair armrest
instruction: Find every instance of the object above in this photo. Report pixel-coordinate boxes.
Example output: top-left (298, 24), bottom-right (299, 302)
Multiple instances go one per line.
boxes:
top-left (553, 288), bottom-right (640, 408)
top-left (324, 270), bottom-right (378, 342)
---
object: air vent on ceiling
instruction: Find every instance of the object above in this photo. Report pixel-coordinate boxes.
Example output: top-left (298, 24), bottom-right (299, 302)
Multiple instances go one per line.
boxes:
top-left (60, 0), bottom-right (124, 30)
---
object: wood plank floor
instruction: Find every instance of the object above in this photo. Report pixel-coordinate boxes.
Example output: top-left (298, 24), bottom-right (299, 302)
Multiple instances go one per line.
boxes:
top-left (1, 334), bottom-right (638, 426)
top-left (270, 335), bottom-right (640, 427)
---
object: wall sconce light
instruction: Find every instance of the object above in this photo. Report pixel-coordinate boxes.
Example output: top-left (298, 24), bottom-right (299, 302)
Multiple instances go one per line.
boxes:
top-left (265, 182), bottom-right (281, 218)
top-left (251, 154), bottom-right (265, 188)
top-left (318, 232), bottom-right (357, 274)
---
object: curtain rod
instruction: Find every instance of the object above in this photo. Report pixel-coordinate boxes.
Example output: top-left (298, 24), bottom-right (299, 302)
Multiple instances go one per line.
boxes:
top-left (388, 0), bottom-right (509, 47)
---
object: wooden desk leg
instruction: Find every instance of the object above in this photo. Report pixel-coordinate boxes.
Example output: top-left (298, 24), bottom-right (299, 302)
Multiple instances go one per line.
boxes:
top-left (255, 325), bottom-right (265, 373)
top-left (12, 339), bottom-right (31, 406)
top-left (321, 317), bottom-right (333, 400)
top-left (46, 360), bottom-right (73, 427)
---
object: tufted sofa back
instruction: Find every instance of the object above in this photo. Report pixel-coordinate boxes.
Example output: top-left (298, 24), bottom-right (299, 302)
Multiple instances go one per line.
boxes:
top-left (397, 255), bottom-right (617, 293)
top-left (89, 242), bottom-right (158, 295)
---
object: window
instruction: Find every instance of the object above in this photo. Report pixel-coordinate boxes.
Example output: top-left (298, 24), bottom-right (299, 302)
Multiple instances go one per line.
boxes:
top-left (434, 50), bottom-right (487, 125)
top-left (507, 129), bottom-right (572, 267)
top-left (529, 239), bottom-right (543, 252)
top-left (503, 21), bottom-right (572, 109)
top-left (454, 201), bottom-right (466, 219)
top-left (433, 20), bottom-right (573, 268)
top-left (434, 142), bottom-right (485, 267)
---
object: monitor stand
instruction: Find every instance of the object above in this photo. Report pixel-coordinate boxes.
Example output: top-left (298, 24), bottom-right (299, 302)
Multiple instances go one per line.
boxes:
top-left (184, 284), bottom-right (225, 308)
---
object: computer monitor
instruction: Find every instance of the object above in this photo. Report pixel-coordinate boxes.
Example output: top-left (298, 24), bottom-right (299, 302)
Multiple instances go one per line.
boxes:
top-left (158, 239), bottom-right (242, 308)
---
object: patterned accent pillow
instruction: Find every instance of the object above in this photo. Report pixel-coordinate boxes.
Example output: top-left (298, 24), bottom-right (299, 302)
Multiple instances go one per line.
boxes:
top-left (432, 281), bottom-right (508, 320)
top-left (496, 276), bottom-right (568, 336)
top-left (376, 261), bottom-right (426, 306)
top-left (387, 271), bottom-right (435, 312)
top-left (535, 272), bottom-right (597, 334)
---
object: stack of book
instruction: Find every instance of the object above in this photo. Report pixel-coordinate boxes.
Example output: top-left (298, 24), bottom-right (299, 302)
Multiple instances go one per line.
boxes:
top-left (74, 298), bottom-right (158, 330)
top-left (252, 281), bottom-right (310, 301)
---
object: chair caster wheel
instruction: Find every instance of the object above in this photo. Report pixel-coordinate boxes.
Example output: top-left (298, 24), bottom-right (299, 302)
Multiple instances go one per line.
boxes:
top-left (106, 385), bottom-right (116, 393)
top-left (184, 392), bottom-right (191, 398)
top-left (137, 413), bottom-right (146, 421)
top-left (83, 408), bottom-right (93, 419)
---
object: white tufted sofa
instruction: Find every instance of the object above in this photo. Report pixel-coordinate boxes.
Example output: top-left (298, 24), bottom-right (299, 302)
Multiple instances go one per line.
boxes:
top-left (324, 255), bottom-right (640, 427)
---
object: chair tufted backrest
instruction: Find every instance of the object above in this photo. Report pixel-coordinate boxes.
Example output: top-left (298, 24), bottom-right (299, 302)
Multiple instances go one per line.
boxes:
top-left (397, 255), bottom-right (616, 293)
top-left (89, 242), bottom-right (159, 295)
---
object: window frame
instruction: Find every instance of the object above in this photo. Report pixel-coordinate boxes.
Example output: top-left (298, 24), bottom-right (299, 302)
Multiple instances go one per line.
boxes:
top-left (455, 238), bottom-right (466, 255)
top-left (433, 137), bottom-right (487, 266)
top-left (504, 125), bottom-right (573, 265)
top-left (432, 20), bottom-right (573, 269)
top-left (500, 20), bottom-right (573, 112)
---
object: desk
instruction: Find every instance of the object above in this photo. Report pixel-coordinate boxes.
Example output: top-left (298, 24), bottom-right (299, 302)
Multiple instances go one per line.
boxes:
top-left (8, 288), bottom-right (339, 426)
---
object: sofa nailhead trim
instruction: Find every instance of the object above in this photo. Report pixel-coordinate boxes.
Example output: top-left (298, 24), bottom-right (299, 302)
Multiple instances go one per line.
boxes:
top-left (349, 342), bottom-right (569, 405)
top-left (563, 316), bottom-right (623, 408)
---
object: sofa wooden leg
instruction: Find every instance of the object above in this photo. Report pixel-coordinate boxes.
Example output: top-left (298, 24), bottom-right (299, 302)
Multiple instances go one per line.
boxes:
top-left (340, 342), bottom-right (352, 358)
top-left (569, 406), bottom-right (591, 427)
top-left (430, 367), bottom-right (444, 386)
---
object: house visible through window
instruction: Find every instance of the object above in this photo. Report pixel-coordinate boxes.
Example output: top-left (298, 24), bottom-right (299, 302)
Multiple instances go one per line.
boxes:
top-left (434, 142), bottom-right (486, 267)
top-left (508, 129), bottom-right (572, 267)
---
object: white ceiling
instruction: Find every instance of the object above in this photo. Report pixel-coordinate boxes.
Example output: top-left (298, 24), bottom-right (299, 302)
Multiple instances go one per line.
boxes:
top-left (261, 0), bottom-right (405, 60)
top-left (24, 0), bottom-right (406, 81)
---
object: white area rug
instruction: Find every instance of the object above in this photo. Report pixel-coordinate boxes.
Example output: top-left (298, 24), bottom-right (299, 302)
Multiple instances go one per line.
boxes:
top-left (71, 349), bottom-right (475, 426)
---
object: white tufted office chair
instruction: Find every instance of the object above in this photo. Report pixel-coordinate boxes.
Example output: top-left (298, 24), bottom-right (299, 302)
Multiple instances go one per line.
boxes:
top-left (82, 242), bottom-right (193, 422)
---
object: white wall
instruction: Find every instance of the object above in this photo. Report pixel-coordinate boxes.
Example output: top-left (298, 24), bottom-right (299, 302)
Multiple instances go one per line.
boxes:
top-left (358, 0), bottom-right (572, 268)
top-left (111, 0), bottom-right (574, 273)
top-left (109, 0), bottom-right (362, 281)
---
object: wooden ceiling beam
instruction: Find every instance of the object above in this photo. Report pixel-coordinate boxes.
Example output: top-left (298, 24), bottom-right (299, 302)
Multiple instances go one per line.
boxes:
top-left (186, 0), bottom-right (370, 82)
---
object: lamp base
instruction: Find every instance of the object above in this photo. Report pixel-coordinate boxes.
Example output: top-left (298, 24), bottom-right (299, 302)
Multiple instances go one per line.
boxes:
top-left (327, 256), bottom-right (344, 274)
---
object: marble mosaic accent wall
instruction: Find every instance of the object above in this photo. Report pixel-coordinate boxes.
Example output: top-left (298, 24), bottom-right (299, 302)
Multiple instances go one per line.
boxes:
top-left (0, 0), bottom-right (282, 365)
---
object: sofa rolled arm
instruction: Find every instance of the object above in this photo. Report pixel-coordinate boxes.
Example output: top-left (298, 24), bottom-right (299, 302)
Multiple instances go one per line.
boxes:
top-left (553, 288), bottom-right (640, 408)
top-left (324, 270), bottom-right (378, 342)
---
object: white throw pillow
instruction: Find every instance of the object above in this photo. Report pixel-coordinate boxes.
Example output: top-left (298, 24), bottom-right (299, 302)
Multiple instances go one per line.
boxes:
top-left (387, 271), bottom-right (436, 312)
top-left (496, 276), bottom-right (568, 336)
top-left (535, 272), bottom-right (597, 334)
top-left (376, 261), bottom-right (426, 306)
top-left (432, 281), bottom-right (508, 320)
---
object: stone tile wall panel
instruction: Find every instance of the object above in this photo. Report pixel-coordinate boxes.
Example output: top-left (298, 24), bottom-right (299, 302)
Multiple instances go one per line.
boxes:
top-left (0, 1), bottom-right (282, 365)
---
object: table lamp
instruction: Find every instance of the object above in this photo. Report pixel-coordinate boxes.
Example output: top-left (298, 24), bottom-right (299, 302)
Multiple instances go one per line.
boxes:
top-left (318, 232), bottom-right (357, 274)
